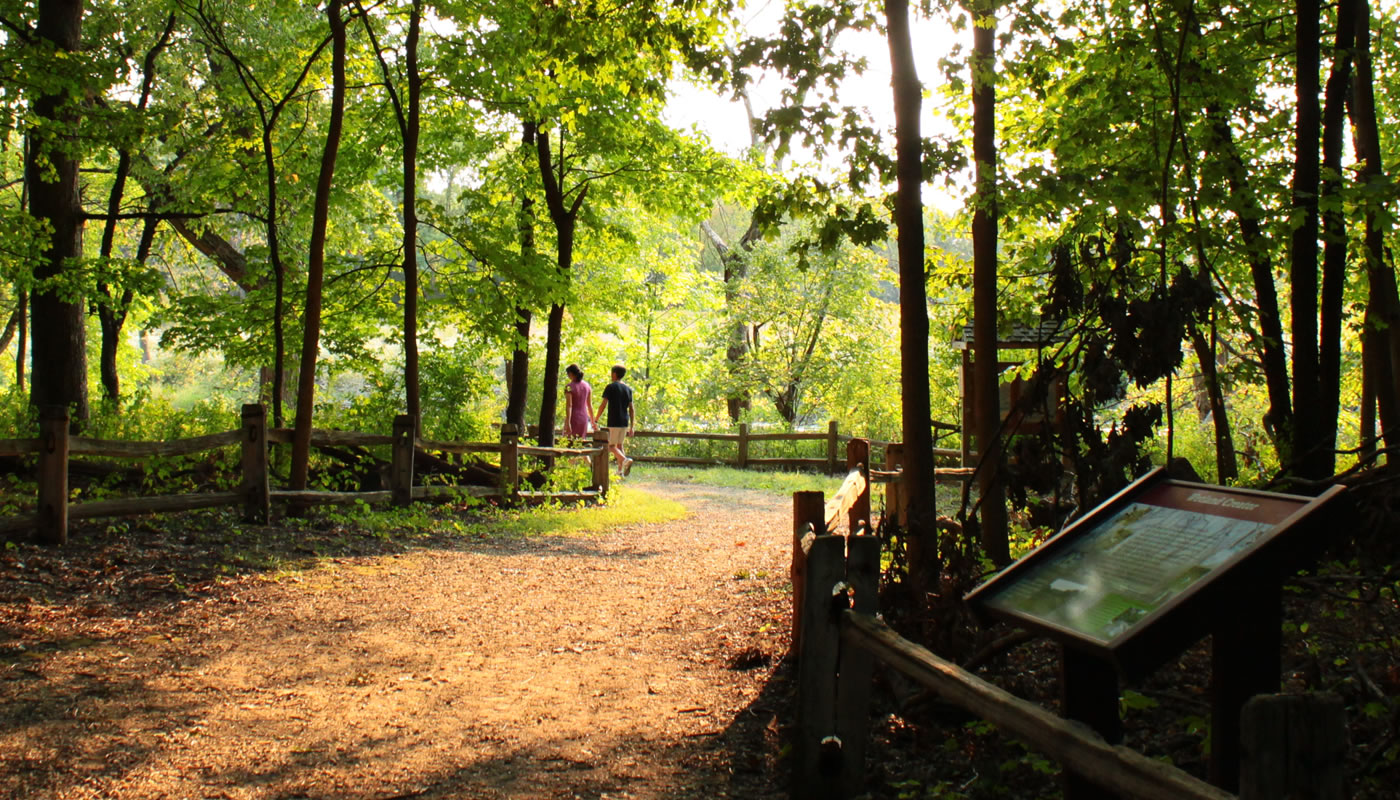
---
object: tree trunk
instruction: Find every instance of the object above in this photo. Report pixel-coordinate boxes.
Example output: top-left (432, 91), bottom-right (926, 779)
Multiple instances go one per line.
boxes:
top-left (401, 0), bottom-right (423, 429)
top-left (265, 128), bottom-right (288, 427)
top-left (290, 0), bottom-right (347, 493)
top-left (96, 13), bottom-right (175, 404)
top-left (1360, 337), bottom-right (1377, 461)
top-left (15, 290), bottom-right (26, 391)
top-left (1350, 0), bottom-right (1400, 456)
top-left (0, 306), bottom-right (18, 355)
top-left (700, 220), bottom-right (760, 422)
top-left (971, 0), bottom-right (1008, 565)
top-left (27, 0), bottom-right (88, 426)
top-left (1289, 0), bottom-right (1323, 479)
top-left (885, 0), bottom-right (940, 581)
top-left (506, 307), bottom-right (531, 430)
top-left (534, 126), bottom-right (587, 450)
top-left (1315, 0), bottom-right (1358, 476)
top-left (1188, 324), bottom-right (1239, 483)
top-left (538, 302), bottom-right (565, 447)
top-left (1204, 108), bottom-right (1293, 455)
top-left (505, 122), bottom-right (537, 431)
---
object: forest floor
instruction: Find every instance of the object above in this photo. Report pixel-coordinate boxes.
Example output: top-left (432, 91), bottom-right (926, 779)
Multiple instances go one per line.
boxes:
top-left (3, 475), bottom-right (1397, 800)
top-left (0, 480), bottom-right (800, 800)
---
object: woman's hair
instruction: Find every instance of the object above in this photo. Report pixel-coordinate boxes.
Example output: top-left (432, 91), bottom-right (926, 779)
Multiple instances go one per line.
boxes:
top-left (565, 364), bottom-right (583, 381)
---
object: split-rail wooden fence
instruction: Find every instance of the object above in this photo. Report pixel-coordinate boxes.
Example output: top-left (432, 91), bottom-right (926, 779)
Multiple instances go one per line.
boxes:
top-left (1, 404), bottom-right (610, 546)
top-left (508, 419), bottom-right (969, 478)
top-left (789, 448), bottom-right (1349, 800)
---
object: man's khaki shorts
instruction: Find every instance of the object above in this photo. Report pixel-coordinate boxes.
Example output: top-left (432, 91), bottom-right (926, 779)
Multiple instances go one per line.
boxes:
top-left (607, 427), bottom-right (628, 446)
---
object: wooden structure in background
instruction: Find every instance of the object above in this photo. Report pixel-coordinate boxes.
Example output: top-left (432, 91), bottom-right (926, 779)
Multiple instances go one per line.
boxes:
top-left (953, 321), bottom-right (1068, 466)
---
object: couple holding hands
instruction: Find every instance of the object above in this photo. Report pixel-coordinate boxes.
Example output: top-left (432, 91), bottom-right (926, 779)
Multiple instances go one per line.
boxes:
top-left (563, 363), bottom-right (635, 476)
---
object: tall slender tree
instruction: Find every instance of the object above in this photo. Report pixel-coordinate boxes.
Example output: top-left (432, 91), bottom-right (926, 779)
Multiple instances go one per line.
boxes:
top-left (970, 0), bottom-right (1008, 564)
top-left (885, 0), bottom-right (941, 582)
top-left (290, 0), bottom-right (349, 493)
top-left (360, 0), bottom-right (424, 428)
top-left (95, 13), bottom-right (176, 403)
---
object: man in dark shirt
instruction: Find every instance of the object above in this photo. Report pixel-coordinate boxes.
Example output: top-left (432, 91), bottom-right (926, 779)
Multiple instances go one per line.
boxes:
top-left (593, 365), bottom-right (636, 476)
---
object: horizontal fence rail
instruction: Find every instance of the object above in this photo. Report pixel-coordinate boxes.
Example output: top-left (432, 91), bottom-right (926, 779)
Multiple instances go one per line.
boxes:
top-left (2, 406), bottom-right (611, 545)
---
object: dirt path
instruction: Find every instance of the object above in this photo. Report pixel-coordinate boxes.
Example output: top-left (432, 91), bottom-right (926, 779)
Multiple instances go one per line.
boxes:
top-left (0, 482), bottom-right (796, 800)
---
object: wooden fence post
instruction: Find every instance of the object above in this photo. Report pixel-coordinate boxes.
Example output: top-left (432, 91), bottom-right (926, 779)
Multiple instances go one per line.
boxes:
top-left (737, 422), bottom-right (749, 469)
top-left (500, 423), bottom-right (520, 496)
top-left (391, 414), bottom-right (416, 507)
top-left (835, 534), bottom-right (880, 796)
top-left (794, 533), bottom-right (847, 800)
top-left (846, 438), bottom-right (871, 534)
top-left (590, 428), bottom-right (610, 495)
top-left (1061, 647), bottom-right (1123, 800)
top-left (1211, 562), bottom-right (1283, 790)
top-left (826, 420), bottom-right (839, 474)
top-left (792, 490), bottom-right (827, 653)
top-left (1238, 693), bottom-right (1347, 800)
top-left (36, 405), bottom-right (69, 546)
top-left (240, 403), bottom-right (270, 524)
top-left (885, 443), bottom-right (907, 527)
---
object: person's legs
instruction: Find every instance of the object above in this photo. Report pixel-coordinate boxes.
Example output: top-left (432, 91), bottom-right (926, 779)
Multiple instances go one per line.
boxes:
top-left (608, 427), bottom-right (627, 470)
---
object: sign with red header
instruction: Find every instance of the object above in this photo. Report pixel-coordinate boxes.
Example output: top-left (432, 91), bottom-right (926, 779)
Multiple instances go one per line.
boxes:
top-left (967, 468), bottom-right (1345, 669)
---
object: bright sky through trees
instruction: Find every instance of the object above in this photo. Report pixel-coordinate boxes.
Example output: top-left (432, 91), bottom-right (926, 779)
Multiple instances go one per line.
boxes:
top-left (664, 0), bottom-right (963, 208)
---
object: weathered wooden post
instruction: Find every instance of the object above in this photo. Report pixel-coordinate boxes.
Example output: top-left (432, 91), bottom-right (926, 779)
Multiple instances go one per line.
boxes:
top-left (590, 428), bottom-right (610, 495)
top-left (500, 423), bottom-right (520, 496)
top-left (794, 533), bottom-right (847, 800)
top-left (1061, 647), bottom-right (1123, 800)
top-left (835, 534), bottom-right (880, 796)
top-left (791, 490), bottom-right (826, 653)
top-left (36, 405), bottom-right (69, 546)
top-left (1239, 693), bottom-right (1347, 800)
top-left (240, 403), bottom-right (271, 524)
top-left (846, 438), bottom-right (871, 534)
top-left (737, 422), bottom-right (749, 469)
top-left (826, 420), bottom-right (839, 474)
top-left (391, 414), bottom-right (416, 507)
top-left (1211, 560), bottom-right (1283, 790)
top-left (885, 443), bottom-right (907, 527)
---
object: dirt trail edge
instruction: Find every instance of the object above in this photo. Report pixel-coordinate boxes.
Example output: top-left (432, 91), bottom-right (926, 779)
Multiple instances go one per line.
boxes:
top-left (1, 482), bottom-right (795, 800)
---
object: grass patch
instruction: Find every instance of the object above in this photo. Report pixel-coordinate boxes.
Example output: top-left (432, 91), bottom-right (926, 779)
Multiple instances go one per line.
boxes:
top-left (463, 485), bottom-right (688, 537)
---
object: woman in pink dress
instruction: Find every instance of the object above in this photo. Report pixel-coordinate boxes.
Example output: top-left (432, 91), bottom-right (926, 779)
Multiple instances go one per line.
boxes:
top-left (562, 364), bottom-right (593, 440)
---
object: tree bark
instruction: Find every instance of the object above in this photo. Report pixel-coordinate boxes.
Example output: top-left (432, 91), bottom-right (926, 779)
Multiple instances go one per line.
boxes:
top-left (539, 302), bottom-right (565, 446)
top-left (1315, 0), bottom-right (1358, 476)
top-left (971, 0), bottom-right (1008, 565)
top-left (290, 0), bottom-right (348, 493)
top-left (27, 0), bottom-right (88, 426)
top-left (1349, 0), bottom-right (1400, 455)
top-left (0, 306), bottom-right (18, 356)
top-left (394, 0), bottom-right (424, 428)
top-left (505, 122), bottom-right (537, 432)
top-left (700, 219), bottom-right (760, 422)
top-left (1188, 324), bottom-right (1239, 483)
top-left (15, 290), bottom-right (26, 391)
top-left (505, 307), bottom-right (531, 430)
top-left (885, 0), bottom-right (940, 582)
top-left (1289, 0), bottom-right (1323, 478)
top-left (534, 126), bottom-right (587, 450)
top-left (96, 15), bottom-right (175, 403)
top-left (1203, 107), bottom-right (1293, 455)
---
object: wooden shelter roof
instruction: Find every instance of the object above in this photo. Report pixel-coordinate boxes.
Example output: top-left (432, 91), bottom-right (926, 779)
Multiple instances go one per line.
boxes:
top-left (951, 320), bottom-right (1067, 350)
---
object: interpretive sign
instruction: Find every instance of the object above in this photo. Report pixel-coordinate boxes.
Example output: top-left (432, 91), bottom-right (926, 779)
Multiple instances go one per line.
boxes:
top-left (967, 468), bottom-right (1344, 671)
